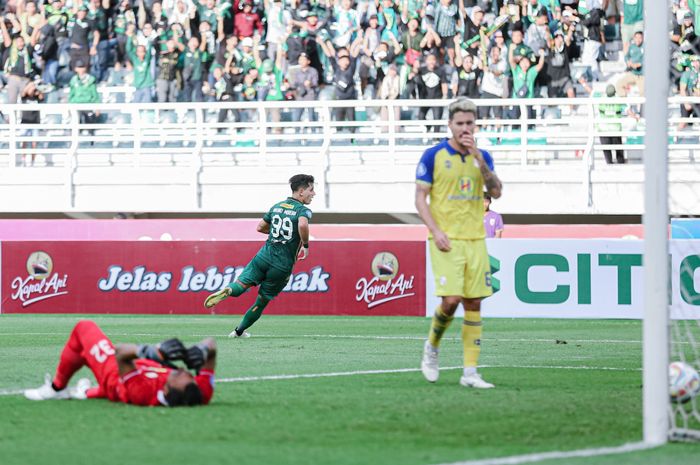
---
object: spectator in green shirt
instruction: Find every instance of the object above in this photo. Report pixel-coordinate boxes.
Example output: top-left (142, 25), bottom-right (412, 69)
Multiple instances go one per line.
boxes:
top-left (181, 36), bottom-right (208, 102)
top-left (125, 28), bottom-right (155, 102)
top-left (687, 0), bottom-right (700, 34)
top-left (679, 56), bottom-right (700, 130)
top-left (68, 59), bottom-right (101, 135)
top-left (616, 31), bottom-right (644, 97)
top-left (595, 84), bottom-right (628, 164)
top-left (621, 0), bottom-right (644, 56)
top-left (68, 60), bottom-right (100, 104)
top-left (112, 0), bottom-right (136, 68)
top-left (506, 44), bottom-right (545, 124)
top-left (253, 37), bottom-right (286, 132)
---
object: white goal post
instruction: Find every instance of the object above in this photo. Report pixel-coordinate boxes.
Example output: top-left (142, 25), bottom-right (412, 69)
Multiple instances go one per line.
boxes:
top-left (642, 0), bottom-right (669, 446)
top-left (644, 1), bottom-right (700, 444)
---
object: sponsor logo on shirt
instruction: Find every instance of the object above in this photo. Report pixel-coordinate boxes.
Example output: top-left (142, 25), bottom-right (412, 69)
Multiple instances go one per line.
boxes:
top-left (459, 177), bottom-right (472, 192)
top-left (448, 176), bottom-right (480, 201)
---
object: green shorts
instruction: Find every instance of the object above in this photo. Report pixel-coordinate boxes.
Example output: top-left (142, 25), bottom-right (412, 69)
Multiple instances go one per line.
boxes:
top-left (238, 255), bottom-right (291, 300)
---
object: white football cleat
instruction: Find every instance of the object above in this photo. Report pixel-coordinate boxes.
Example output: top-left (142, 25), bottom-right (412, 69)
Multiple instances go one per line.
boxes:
top-left (459, 372), bottom-right (495, 389)
top-left (421, 340), bottom-right (439, 383)
top-left (69, 378), bottom-right (92, 400)
top-left (204, 287), bottom-right (231, 309)
top-left (228, 328), bottom-right (251, 338)
top-left (24, 374), bottom-right (71, 401)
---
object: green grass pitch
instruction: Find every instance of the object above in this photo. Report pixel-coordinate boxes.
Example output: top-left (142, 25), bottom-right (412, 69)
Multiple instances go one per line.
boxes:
top-left (0, 315), bottom-right (698, 465)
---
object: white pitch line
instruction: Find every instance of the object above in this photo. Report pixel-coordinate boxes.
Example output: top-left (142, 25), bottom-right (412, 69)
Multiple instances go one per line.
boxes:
top-left (216, 366), bottom-right (457, 383)
top-left (0, 389), bottom-right (24, 396)
top-left (0, 332), bottom-right (646, 344)
top-left (486, 364), bottom-right (639, 372)
top-left (434, 441), bottom-right (656, 465)
top-left (0, 364), bottom-right (640, 397)
top-left (216, 364), bottom-right (639, 384)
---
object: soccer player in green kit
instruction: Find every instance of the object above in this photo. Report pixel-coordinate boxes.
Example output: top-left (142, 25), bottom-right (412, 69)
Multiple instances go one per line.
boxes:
top-left (204, 174), bottom-right (315, 337)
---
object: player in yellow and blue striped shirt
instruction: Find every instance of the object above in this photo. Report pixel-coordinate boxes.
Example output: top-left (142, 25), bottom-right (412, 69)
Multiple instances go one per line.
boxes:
top-left (415, 97), bottom-right (503, 389)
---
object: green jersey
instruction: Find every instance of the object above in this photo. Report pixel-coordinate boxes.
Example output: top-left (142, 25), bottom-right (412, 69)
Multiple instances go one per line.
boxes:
top-left (257, 197), bottom-right (313, 271)
top-left (511, 65), bottom-right (538, 98)
top-left (126, 38), bottom-right (154, 89)
top-left (626, 42), bottom-right (644, 76)
top-left (594, 91), bottom-right (625, 132)
top-left (622, 0), bottom-right (643, 25)
top-left (68, 73), bottom-right (100, 103)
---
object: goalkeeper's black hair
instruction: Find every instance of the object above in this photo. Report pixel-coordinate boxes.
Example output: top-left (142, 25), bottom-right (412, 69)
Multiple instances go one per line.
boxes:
top-left (289, 174), bottom-right (314, 193)
top-left (165, 382), bottom-right (203, 407)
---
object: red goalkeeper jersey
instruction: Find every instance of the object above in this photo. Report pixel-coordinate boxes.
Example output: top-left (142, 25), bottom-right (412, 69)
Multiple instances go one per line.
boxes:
top-left (119, 359), bottom-right (215, 406)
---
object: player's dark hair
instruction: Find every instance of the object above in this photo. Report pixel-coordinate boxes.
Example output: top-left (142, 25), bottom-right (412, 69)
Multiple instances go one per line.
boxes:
top-left (165, 382), bottom-right (203, 407)
top-left (289, 174), bottom-right (314, 193)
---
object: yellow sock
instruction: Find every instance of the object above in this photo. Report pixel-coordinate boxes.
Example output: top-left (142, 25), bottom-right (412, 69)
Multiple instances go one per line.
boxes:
top-left (462, 311), bottom-right (482, 368)
top-left (428, 306), bottom-right (453, 348)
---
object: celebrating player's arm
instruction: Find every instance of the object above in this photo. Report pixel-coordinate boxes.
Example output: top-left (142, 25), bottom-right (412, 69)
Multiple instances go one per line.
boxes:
top-left (297, 214), bottom-right (310, 260)
top-left (256, 218), bottom-right (271, 234)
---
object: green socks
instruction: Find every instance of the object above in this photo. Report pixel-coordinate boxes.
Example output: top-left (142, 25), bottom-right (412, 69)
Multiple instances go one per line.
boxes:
top-left (227, 282), bottom-right (247, 297)
top-left (236, 295), bottom-right (271, 334)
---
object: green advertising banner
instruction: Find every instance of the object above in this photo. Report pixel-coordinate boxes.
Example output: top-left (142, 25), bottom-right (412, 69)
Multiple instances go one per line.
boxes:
top-left (426, 240), bottom-right (700, 319)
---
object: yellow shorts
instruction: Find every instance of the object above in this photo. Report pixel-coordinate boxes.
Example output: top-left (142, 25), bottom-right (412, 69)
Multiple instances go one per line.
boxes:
top-left (429, 239), bottom-right (493, 299)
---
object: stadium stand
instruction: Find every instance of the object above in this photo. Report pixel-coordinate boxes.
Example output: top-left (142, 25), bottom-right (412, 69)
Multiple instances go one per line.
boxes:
top-left (0, 0), bottom-right (663, 108)
top-left (1, 1), bottom-right (700, 216)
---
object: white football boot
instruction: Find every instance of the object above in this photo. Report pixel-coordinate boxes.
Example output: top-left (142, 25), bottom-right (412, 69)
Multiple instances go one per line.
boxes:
top-left (228, 328), bottom-right (251, 338)
top-left (69, 378), bottom-right (92, 400)
top-left (421, 340), bottom-right (440, 383)
top-left (459, 372), bottom-right (495, 389)
top-left (24, 374), bottom-right (71, 400)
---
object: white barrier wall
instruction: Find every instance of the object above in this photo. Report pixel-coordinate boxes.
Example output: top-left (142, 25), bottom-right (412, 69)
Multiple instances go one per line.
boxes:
top-left (426, 239), bottom-right (700, 319)
top-left (2, 98), bottom-right (700, 215)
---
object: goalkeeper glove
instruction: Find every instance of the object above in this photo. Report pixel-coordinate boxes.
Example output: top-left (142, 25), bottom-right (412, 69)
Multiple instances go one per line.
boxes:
top-left (137, 338), bottom-right (186, 367)
top-left (184, 343), bottom-right (209, 371)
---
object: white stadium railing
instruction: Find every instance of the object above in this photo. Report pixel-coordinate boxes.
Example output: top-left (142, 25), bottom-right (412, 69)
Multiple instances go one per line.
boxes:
top-left (0, 97), bottom-right (699, 215)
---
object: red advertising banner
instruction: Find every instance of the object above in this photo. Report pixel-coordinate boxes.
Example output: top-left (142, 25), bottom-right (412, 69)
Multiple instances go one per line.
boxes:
top-left (1, 241), bottom-right (425, 316)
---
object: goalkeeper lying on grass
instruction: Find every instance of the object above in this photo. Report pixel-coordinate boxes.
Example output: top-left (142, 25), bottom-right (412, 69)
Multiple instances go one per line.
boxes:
top-left (24, 320), bottom-right (216, 407)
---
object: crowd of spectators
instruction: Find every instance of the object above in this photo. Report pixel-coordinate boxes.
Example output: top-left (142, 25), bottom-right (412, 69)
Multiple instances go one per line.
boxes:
top-left (0, 0), bottom-right (694, 125)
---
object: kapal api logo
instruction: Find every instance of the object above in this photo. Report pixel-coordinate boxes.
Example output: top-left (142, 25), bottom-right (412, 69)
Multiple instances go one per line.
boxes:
top-left (11, 251), bottom-right (69, 307)
top-left (356, 252), bottom-right (415, 309)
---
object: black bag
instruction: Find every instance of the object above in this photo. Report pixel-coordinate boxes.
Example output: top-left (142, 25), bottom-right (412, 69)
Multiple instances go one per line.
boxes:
top-left (515, 83), bottom-right (529, 98)
top-left (182, 66), bottom-right (193, 82)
